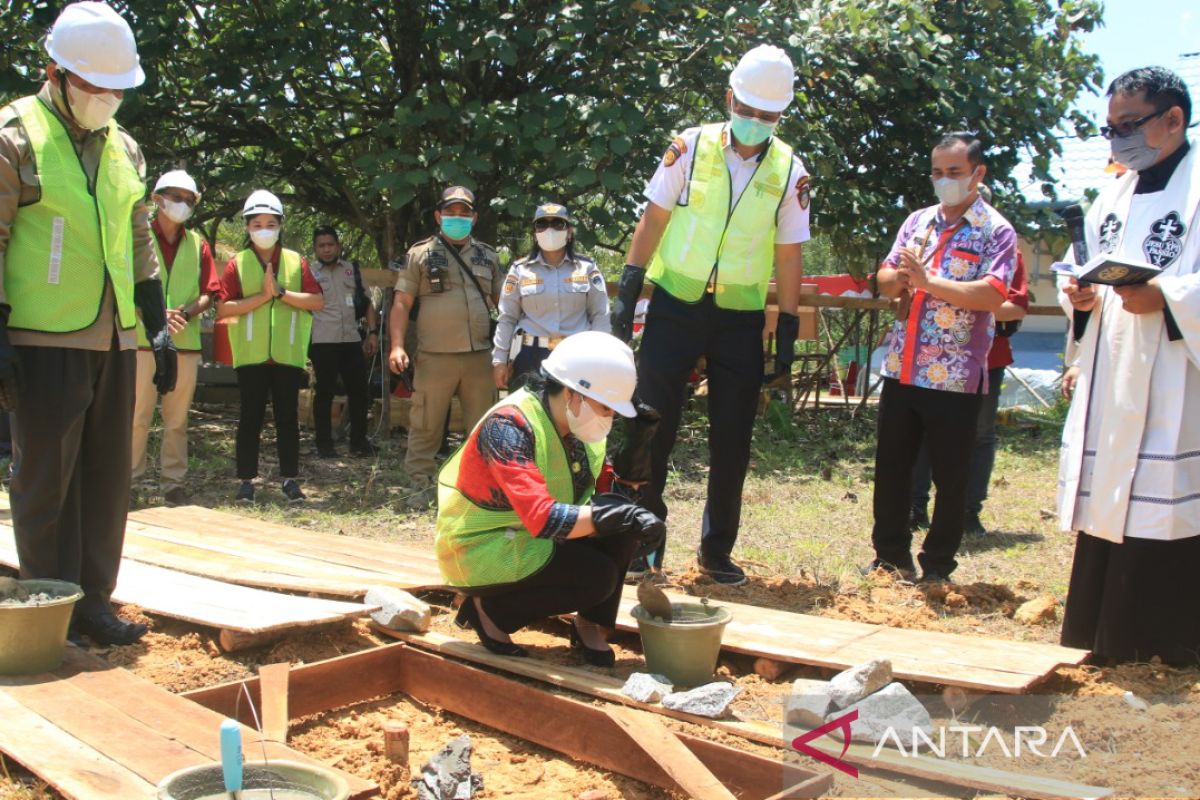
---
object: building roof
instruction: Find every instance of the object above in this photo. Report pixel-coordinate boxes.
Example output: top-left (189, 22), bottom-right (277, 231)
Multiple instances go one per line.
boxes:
top-left (1016, 52), bottom-right (1200, 206)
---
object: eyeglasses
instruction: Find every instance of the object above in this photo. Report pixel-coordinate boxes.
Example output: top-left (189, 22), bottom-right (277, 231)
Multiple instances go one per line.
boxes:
top-left (534, 219), bottom-right (568, 231)
top-left (160, 192), bottom-right (196, 206)
top-left (1100, 108), bottom-right (1170, 140)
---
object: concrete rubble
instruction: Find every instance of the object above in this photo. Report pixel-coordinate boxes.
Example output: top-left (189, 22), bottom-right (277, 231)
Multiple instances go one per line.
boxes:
top-left (365, 585), bottom-right (432, 632)
top-left (835, 682), bottom-right (933, 745)
top-left (662, 681), bottom-right (741, 718)
top-left (621, 673), bottom-right (674, 704)
top-left (784, 677), bottom-right (834, 728)
top-left (828, 658), bottom-right (893, 709)
top-left (413, 735), bottom-right (483, 800)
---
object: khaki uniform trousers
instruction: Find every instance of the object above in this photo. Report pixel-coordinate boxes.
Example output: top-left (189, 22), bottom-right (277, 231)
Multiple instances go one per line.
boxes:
top-left (405, 350), bottom-right (496, 483)
top-left (131, 350), bottom-right (201, 491)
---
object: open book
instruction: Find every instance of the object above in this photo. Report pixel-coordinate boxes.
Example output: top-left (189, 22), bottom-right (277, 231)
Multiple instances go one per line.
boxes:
top-left (1051, 254), bottom-right (1162, 287)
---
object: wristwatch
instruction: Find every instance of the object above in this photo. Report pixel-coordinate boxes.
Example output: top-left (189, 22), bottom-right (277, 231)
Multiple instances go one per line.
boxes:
top-left (276, 285), bottom-right (286, 299)
top-left (179, 307), bottom-right (191, 322)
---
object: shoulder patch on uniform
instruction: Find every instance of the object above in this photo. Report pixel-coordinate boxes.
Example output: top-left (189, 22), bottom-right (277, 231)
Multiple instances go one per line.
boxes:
top-left (796, 175), bottom-right (812, 210)
top-left (503, 274), bottom-right (518, 295)
top-left (662, 136), bottom-right (687, 168)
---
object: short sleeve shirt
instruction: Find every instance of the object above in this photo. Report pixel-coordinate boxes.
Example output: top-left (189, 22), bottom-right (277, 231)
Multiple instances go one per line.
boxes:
top-left (643, 124), bottom-right (812, 245)
top-left (310, 257), bottom-right (362, 344)
top-left (879, 198), bottom-right (1017, 393)
top-left (394, 235), bottom-right (502, 354)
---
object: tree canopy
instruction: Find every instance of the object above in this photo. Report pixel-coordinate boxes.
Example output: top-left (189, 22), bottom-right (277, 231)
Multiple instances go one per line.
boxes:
top-left (2, 0), bottom-right (1102, 268)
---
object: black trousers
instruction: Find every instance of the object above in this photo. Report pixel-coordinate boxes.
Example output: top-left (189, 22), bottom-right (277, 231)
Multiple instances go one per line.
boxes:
top-left (309, 341), bottom-right (369, 447)
top-left (630, 289), bottom-right (764, 562)
top-left (466, 533), bottom-right (640, 634)
top-left (871, 378), bottom-right (982, 575)
top-left (235, 363), bottom-right (304, 480)
top-left (510, 343), bottom-right (550, 390)
top-left (10, 341), bottom-right (135, 614)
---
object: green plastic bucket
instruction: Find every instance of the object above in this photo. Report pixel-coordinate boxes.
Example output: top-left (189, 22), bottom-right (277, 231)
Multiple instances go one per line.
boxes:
top-left (0, 579), bottom-right (83, 675)
top-left (156, 761), bottom-right (350, 800)
top-left (630, 601), bottom-right (732, 687)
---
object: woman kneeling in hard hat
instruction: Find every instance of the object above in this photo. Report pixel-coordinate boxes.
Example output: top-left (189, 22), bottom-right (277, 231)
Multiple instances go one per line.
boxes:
top-left (436, 331), bottom-right (664, 665)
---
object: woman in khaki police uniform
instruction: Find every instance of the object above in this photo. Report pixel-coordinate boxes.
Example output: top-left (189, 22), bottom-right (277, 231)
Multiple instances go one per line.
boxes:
top-left (492, 203), bottom-right (610, 390)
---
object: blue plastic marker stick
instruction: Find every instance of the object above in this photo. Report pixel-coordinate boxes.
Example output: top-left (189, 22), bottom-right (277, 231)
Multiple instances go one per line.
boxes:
top-left (219, 718), bottom-right (243, 793)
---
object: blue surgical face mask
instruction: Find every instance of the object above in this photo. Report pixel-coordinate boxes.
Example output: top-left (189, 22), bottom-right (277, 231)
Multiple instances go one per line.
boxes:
top-left (1111, 129), bottom-right (1163, 172)
top-left (440, 215), bottom-right (474, 241)
top-left (730, 112), bottom-right (777, 146)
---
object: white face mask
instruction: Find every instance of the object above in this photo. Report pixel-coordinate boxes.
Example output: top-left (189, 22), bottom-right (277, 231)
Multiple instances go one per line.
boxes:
top-left (65, 82), bottom-right (122, 131)
top-left (566, 393), bottom-right (613, 443)
top-left (159, 198), bottom-right (193, 224)
top-left (931, 170), bottom-right (977, 207)
top-left (535, 228), bottom-right (569, 252)
top-left (249, 227), bottom-right (280, 251)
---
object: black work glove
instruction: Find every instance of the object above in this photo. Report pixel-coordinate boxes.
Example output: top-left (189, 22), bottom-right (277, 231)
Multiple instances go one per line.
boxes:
top-left (0, 304), bottom-right (20, 412)
top-left (591, 492), bottom-right (665, 549)
top-left (768, 311), bottom-right (800, 383)
top-left (612, 396), bottom-right (660, 486)
top-left (134, 280), bottom-right (178, 394)
top-left (996, 319), bottom-right (1021, 338)
top-left (611, 264), bottom-right (646, 343)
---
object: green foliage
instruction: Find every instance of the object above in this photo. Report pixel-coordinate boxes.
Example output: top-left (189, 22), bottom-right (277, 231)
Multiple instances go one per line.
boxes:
top-left (2, 0), bottom-right (1101, 266)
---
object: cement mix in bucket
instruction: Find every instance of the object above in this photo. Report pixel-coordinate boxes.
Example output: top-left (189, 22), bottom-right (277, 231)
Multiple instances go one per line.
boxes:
top-left (157, 762), bottom-right (349, 800)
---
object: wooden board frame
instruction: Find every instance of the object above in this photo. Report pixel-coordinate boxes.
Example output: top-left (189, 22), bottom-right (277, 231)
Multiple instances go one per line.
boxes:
top-left (184, 642), bottom-right (832, 800)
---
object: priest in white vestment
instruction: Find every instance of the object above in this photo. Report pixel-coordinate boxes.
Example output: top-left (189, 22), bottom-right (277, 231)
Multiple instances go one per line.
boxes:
top-left (1057, 66), bottom-right (1200, 666)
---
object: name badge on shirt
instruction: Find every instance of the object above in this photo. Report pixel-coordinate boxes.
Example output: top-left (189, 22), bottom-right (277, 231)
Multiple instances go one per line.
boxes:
top-left (345, 294), bottom-right (355, 307)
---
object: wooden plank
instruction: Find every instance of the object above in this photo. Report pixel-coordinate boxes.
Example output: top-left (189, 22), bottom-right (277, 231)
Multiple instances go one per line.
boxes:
top-left (606, 705), bottom-right (738, 800)
top-left (185, 642), bottom-right (830, 800)
top-left (0, 692), bottom-right (157, 800)
top-left (387, 629), bottom-right (1112, 800)
top-left (259, 663), bottom-right (290, 743)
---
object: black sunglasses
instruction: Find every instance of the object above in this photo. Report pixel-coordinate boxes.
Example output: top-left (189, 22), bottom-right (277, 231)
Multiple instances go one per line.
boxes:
top-left (1100, 107), bottom-right (1170, 140)
top-left (534, 219), bottom-right (568, 231)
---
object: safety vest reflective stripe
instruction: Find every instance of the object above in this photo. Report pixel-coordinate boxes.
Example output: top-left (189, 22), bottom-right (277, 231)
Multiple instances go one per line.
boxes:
top-left (137, 228), bottom-right (202, 350)
top-left (435, 387), bottom-right (606, 588)
top-left (227, 248), bottom-right (312, 368)
top-left (3, 95), bottom-right (141, 332)
top-left (647, 123), bottom-right (793, 311)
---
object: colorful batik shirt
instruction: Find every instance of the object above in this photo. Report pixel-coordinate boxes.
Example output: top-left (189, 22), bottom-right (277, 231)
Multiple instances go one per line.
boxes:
top-left (879, 197), bottom-right (1017, 393)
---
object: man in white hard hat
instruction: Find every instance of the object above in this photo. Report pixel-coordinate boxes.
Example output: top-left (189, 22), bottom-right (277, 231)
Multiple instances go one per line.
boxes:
top-left (131, 170), bottom-right (221, 506)
top-left (0, 2), bottom-right (179, 645)
top-left (609, 44), bottom-right (812, 585)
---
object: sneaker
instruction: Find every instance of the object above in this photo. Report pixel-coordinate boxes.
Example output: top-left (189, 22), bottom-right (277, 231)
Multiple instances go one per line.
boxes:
top-left (315, 444), bottom-right (338, 458)
top-left (163, 486), bottom-right (191, 507)
top-left (964, 512), bottom-right (987, 538)
top-left (859, 558), bottom-right (917, 582)
top-left (909, 504), bottom-right (930, 532)
top-left (696, 552), bottom-right (748, 587)
top-left (350, 440), bottom-right (379, 457)
top-left (282, 479), bottom-right (306, 503)
top-left (235, 481), bottom-right (255, 504)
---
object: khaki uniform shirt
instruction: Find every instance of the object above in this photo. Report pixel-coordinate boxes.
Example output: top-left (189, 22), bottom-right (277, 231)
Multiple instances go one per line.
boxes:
top-left (0, 82), bottom-right (159, 351)
top-left (492, 252), bottom-right (610, 364)
top-left (310, 257), bottom-right (362, 344)
top-left (394, 235), bottom-right (502, 354)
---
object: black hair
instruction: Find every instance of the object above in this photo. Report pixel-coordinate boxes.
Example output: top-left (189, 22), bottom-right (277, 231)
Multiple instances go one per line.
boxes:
top-left (933, 131), bottom-right (985, 168)
top-left (312, 224), bottom-right (340, 243)
top-left (1107, 66), bottom-right (1192, 127)
top-left (524, 369), bottom-right (566, 399)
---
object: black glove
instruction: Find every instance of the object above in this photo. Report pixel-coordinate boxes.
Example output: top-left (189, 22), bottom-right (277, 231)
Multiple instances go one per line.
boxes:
top-left (134, 280), bottom-right (178, 394)
top-left (996, 319), bottom-right (1021, 338)
top-left (0, 304), bottom-right (20, 412)
top-left (611, 264), bottom-right (645, 343)
top-left (612, 396), bottom-right (660, 486)
top-left (591, 492), bottom-right (665, 549)
top-left (769, 311), bottom-right (800, 383)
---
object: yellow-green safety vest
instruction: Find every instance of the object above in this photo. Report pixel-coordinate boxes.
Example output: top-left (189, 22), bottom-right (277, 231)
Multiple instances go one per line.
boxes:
top-left (227, 248), bottom-right (312, 368)
top-left (2, 95), bottom-right (142, 332)
top-left (647, 123), bottom-right (793, 311)
top-left (435, 387), bottom-right (606, 588)
top-left (137, 227), bottom-right (202, 351)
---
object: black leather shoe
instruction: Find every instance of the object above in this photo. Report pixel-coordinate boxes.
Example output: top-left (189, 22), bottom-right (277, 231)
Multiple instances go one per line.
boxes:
top-left (350, 440), bottom-right (379, 457)
top-left (455, 598), bottom-right (527, 657)
top-left (569, 617), bottom-right (616, 667)
top-left (66, 627), bottom-right (86, 647)
top-left (74, 611), bottom-right (148, 646)
top-left (859, 558), bottom-right (917, 582)
top-left (696, 552), bottom-right (748, 586)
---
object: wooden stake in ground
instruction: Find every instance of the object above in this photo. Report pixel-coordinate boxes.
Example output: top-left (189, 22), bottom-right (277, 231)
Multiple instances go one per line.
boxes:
top-left (382, 720), bottom-right (409, 763)
top-left (258, 663), bottom-right (290, 743)
top-left (605, 705), bottom-right (737, 800)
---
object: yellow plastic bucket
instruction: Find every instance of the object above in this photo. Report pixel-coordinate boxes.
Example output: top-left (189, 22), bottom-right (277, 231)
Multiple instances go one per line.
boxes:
top-left (0, 579), bottom-right (83, 675)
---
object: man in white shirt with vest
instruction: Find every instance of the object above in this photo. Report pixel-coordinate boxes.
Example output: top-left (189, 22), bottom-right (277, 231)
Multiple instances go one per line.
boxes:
top-left (610, 44), bottom-right (810, 585)
top-left (1058, 67), bottom-right (1200, 666)
top-left (0, 3), bottom-right (178, 645)
top-left (131, 170), bottom-right (221, 506)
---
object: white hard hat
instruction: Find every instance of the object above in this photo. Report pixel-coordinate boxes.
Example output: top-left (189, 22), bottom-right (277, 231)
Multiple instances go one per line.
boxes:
top-left (153, 170), bottom-right (200, 201)
top-left (46, 2), bottom-right (145, 91)
top-left (729, 44), bottom-right (794, 113)
top-left (242, 189), bottom-right (284, 217)
top-left (542, 332), bottom-right (637, 418)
